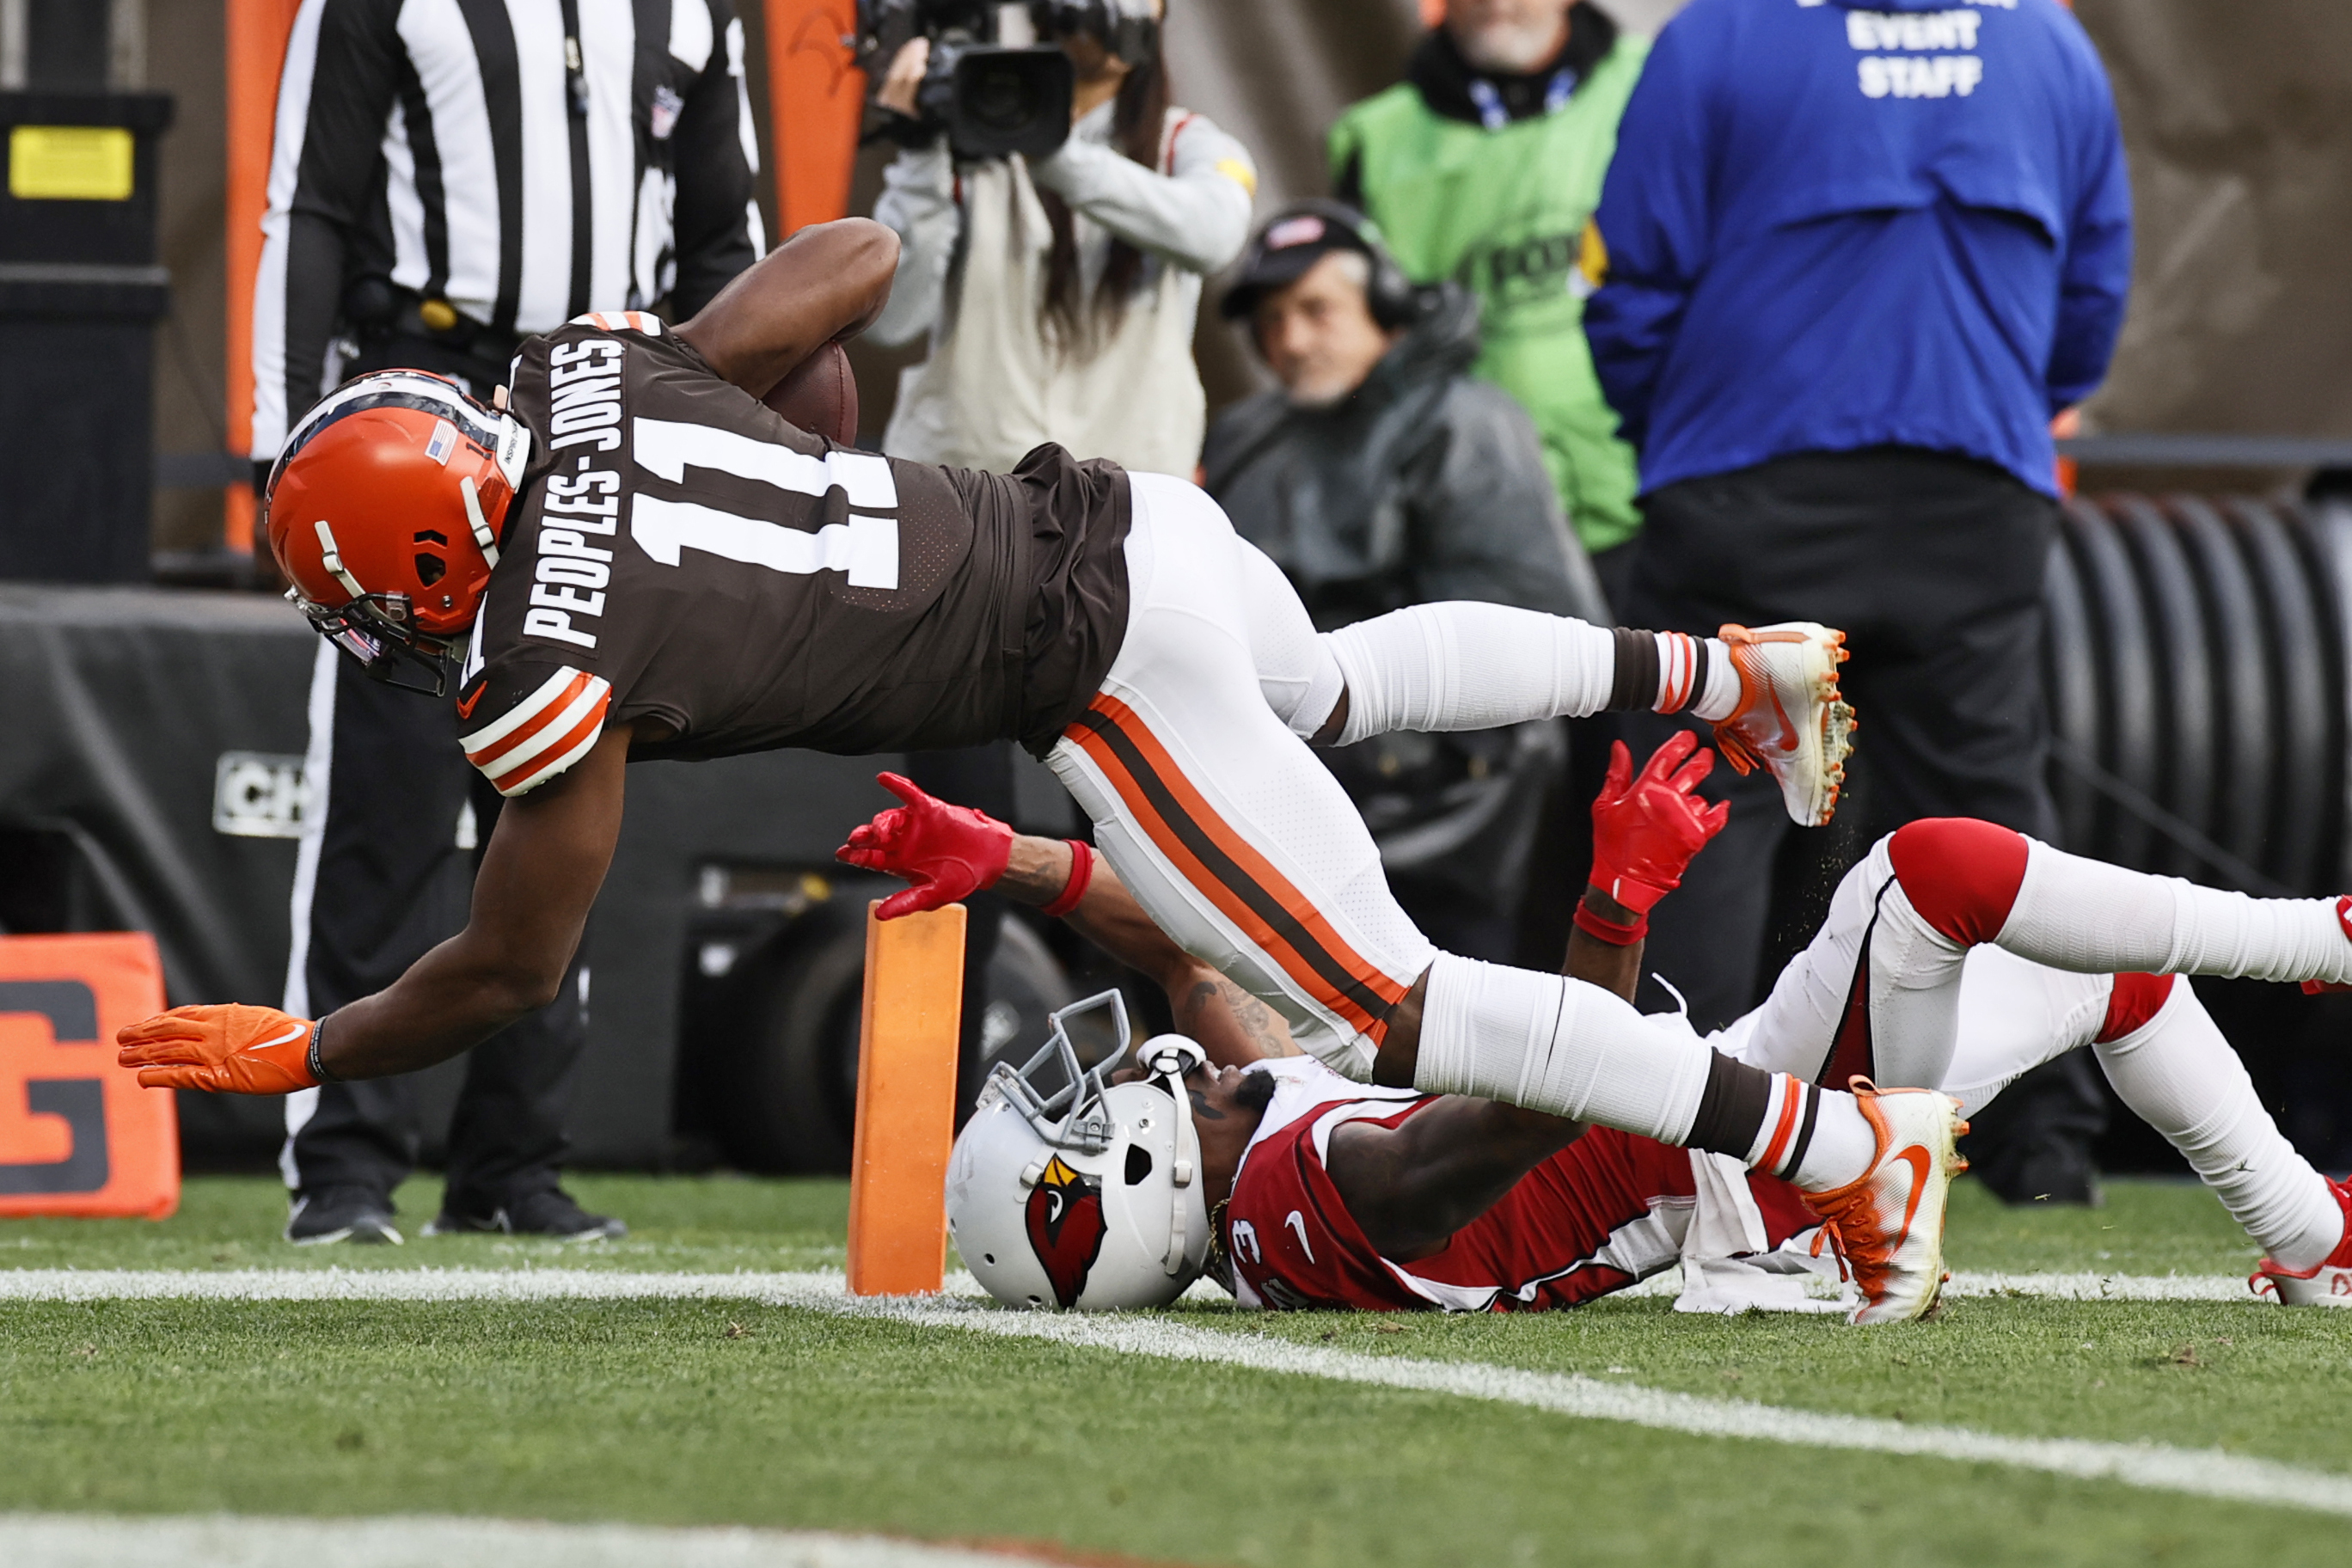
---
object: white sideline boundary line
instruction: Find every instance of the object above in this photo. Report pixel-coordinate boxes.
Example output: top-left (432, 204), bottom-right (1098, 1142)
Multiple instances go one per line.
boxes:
top-left (1947, 1270), bottom-right (2263, 1302)
top-left (1611, 1267), bottom-right (2265, 1302)
top-left (0, 1514), bottom-right (1070, 1568)
top-left (0, 1266), bottom-right (2266, 1304)
top-left (5, 1266), bottom-right (2346, 1519)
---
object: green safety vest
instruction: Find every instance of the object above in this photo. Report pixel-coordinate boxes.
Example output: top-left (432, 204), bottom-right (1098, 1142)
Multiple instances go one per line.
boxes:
top-left (1330, 38), bottom-right (1648, 555)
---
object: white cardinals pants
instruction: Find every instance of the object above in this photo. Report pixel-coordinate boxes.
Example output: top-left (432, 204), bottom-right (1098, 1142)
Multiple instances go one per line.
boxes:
top-left (1702, 825), bottom-right (2344, 1276)
top-left (1712, 833), bottom-right (2122, 1118)
top-left (1048, 475), bottom-right (1439, 1076)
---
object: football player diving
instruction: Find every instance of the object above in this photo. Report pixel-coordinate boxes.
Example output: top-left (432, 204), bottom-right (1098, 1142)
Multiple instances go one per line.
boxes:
top-left (113, 219), bottom-right (2352, 1321)
top-left (844, 743), bottom-right (2352, 1317)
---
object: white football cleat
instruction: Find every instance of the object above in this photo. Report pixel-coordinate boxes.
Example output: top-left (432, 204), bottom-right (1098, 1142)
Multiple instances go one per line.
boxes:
top-left (1712, 622), bottom-right (1855, 828)
top-left (2251, 1177), bottom-right (2352, 1307)
top-left (1800, 1080), bottom-right (1965, 1326)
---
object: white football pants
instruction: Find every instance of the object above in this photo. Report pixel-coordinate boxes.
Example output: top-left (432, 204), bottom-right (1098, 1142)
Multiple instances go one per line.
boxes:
top-left (1716, 836), bottom-right (2343, 1268)
top-left (1046, 475), bottom-right (1439, 1076)
top-left (1718, 834), bottom-right (2114, 1116)
top-left (1049, 475), bottom-right (1668, 1105)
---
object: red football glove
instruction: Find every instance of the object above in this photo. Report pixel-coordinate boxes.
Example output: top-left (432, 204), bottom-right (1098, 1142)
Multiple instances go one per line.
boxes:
top-left (836, 771), bottom-right (1015, 919)
top-left (115, 1004), bottom-right (319, 1094)
top-left (1589, 732), bottom-right (1731, 916)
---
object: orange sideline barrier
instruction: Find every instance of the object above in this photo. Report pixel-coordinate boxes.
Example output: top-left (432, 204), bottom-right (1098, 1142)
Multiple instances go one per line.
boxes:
top-left (763, 0), bottom-right (866, 236)
top-left (0, 934), bottom-right (178, 1220)
top-left (846, 901), bottom-right (965, 1295)
top-left (224, 0), bottom-right (304, 555)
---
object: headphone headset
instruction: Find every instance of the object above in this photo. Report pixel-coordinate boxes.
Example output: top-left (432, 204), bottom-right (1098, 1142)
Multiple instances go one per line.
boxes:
top-left (1247, 199), bottom-right (1418, 330)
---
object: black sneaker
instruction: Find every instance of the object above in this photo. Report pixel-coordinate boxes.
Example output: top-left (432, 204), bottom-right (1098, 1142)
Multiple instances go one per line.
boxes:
top-left (424, 1186), bottom-right (626, 1241)
top-left (285, 1189), bottom-right (403, 1246)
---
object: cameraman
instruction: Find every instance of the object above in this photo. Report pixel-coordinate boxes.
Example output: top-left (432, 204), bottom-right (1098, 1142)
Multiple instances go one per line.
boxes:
top-left (867, 0), bottom-right (1256, 476)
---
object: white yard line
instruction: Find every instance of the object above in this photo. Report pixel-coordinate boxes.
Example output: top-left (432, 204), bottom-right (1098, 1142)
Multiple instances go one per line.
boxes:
top-left (4, 1267), bottom-right (2341, 1520)
top-left (1612, 1267), bottom-right (2263, 1302)
top-left (1945, 1270), bottom-right (2261, 1301)
top-left (0, 1267), bottom-right (852, 1302)
top-left (3, 1514), bottom-right (1073, 1568)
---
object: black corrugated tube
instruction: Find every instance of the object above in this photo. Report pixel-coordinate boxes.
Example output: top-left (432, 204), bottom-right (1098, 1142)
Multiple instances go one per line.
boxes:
top-left (2043, 495), bottom-right (2352, 897)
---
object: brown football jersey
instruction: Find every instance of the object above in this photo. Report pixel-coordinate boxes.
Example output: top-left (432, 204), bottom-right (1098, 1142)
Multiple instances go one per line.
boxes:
top-left (454, 312), bottom-right (1130, 795)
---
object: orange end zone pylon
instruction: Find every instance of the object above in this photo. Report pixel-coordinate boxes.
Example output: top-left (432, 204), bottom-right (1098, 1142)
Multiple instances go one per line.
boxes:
top-left (846, 901), bottom-right (965, 1295)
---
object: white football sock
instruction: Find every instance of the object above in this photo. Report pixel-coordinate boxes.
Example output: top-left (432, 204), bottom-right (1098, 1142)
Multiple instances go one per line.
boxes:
top-left (2092, 981), bottom-right (2343, 1271)
top-left (1325, 605), bottom-right (1617, 744)
top-left (1413, 953), bottom-right (1711, 1144)
top-left (1647, 632), bottom-right (1740, 720)
top-left (1742, 1072), bottom-right (1877, 1191)
top-left (2000, 840), bottom-right (2352, 986)
top-left (1692, 639), bottom-right (1741, 722)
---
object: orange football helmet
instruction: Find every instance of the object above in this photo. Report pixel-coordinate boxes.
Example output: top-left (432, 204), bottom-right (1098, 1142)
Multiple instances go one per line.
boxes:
top-left (265, 371), bottom-right (531, 695)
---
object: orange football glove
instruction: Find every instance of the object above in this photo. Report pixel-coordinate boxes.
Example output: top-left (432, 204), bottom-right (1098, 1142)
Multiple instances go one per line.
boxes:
top-left (115, 1004), bottom-right (321, 1094)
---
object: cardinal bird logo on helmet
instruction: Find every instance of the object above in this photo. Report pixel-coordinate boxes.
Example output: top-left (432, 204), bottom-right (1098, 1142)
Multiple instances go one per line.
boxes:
top-left (1025, 1155), bottom-right (1107, 1308)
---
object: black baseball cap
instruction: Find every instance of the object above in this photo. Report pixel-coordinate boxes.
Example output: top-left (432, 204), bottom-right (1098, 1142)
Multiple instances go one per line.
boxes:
top-left (1220, 200), bottom-right (1387, 322)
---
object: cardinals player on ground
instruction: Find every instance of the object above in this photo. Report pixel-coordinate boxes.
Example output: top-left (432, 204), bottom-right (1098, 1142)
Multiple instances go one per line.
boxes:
top-left (843, 736), bottom-right (2352, 1313)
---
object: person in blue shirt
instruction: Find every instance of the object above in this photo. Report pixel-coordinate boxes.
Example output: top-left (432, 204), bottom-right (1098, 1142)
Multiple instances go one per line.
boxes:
top-left (1583, 0), bottom-right (2132, 1033)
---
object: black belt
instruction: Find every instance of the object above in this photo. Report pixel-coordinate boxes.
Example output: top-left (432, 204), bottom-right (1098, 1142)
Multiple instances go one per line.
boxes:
top-left (363, 291), bottom-right (521, 371)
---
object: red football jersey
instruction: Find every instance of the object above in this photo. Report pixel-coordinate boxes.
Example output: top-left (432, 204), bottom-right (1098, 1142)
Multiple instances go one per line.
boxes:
top-left (1222, 1060), bottom-right (1816, 1312)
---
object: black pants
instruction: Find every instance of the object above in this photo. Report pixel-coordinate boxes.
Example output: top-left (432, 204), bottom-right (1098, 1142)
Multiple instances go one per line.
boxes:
top-left (1621, 447), bottom-right (2060, 1029)
top-left (282, 644), bottom-right (588, 1213)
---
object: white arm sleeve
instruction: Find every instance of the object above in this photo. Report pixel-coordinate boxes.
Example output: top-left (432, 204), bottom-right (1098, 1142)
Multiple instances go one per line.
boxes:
top-left (867, 141), bottom-right (960, 349)
top-left (1026, 113), bottom-right (1256, 274)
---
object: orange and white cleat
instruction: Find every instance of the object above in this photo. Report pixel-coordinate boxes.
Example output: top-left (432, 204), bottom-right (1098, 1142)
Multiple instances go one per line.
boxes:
top-left (1712, 622), bottom-right (1856, 828)
top-left (1801, 1080), bottom-right (1966, 1326)
top-left (2251, 1178), bottom-right (2352, 1307)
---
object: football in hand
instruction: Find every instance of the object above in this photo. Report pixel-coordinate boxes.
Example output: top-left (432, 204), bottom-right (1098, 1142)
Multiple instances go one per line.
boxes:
top-left (762, 340), bottom-right (861, 447)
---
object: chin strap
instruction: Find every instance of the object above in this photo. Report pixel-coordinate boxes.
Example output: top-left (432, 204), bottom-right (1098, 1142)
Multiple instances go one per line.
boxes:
top-left (1140, 1037), bottom-right (1207, 1276)
top-left (461, 476), bottom-right (501, 568)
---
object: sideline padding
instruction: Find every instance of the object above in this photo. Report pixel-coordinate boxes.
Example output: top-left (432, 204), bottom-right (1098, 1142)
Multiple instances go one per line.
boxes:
top-left (0, 933), bottom-right (175, 1218)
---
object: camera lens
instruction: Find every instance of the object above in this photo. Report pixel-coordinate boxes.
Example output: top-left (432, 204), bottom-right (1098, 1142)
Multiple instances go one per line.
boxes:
top-left (967, 63), bottom-right (1039, 130)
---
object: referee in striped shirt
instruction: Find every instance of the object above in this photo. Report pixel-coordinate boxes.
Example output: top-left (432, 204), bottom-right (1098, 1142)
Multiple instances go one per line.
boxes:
top-left (253, 0), bottom-right (763, 1246)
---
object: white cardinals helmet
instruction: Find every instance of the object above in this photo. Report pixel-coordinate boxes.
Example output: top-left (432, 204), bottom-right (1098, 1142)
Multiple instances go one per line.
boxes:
top-left (946, 990), bottom-right (1212, 1310)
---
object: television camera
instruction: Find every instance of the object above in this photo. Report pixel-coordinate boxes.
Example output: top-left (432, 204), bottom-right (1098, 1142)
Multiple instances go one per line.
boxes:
top-left (858, 0), bottom-right (1160, 162)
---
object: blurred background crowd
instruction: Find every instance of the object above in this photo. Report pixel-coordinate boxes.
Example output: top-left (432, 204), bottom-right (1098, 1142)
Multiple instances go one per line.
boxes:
top-left (4, 0), bottom-right (2352, 1239)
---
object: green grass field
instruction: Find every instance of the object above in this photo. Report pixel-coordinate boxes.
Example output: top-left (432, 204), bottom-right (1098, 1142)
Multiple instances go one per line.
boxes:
top-left (3, 1173), bottom-right (2347, 1566)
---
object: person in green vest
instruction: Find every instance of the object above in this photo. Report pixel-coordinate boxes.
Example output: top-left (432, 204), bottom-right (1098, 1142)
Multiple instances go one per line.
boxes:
top-left (1331, 0), bottom-right (1646, 582)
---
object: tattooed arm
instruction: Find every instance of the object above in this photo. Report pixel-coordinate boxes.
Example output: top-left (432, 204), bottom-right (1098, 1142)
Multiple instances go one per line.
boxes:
top-left (994, 836), bottom-right (1302, 1068)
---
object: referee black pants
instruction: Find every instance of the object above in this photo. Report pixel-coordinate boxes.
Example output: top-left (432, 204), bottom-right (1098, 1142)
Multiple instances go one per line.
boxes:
top-left (281, 640), bottom-right (588, 1215)
top-left (1620, 447), bottom-right (2061, 1030)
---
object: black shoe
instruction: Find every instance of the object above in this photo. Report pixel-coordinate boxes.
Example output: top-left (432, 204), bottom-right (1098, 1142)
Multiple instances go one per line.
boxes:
top-left (424, 1186), bottom-right (626, 1241)
top-left (285, 1189), bottom-right (404, 1246)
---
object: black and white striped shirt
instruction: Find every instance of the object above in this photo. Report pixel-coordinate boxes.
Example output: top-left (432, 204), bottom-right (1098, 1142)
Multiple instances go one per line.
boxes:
top-left (251, 0), bottom-right (764, 458)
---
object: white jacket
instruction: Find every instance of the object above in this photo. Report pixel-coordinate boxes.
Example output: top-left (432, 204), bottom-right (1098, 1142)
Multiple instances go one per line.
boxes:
top-left (872, 101), bottom-right (1255, 477)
